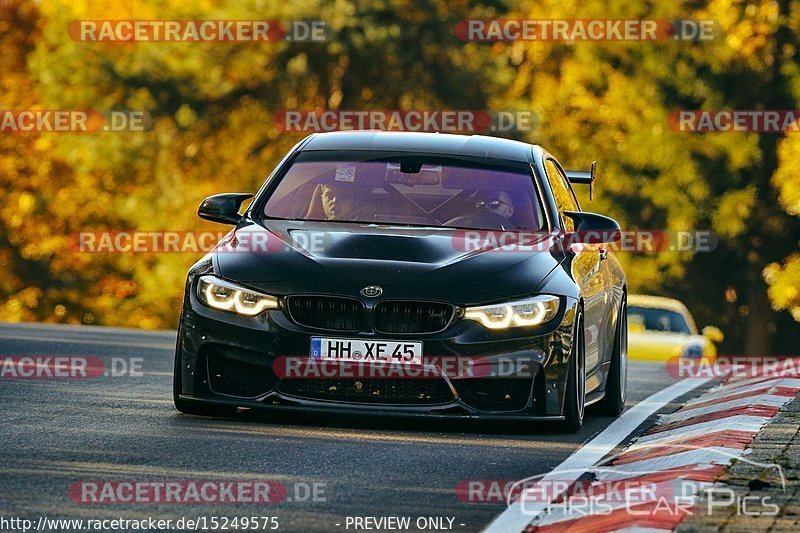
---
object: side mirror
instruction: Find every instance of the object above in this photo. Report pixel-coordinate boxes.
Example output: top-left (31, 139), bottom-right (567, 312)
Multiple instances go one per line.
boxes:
top-left (702, 326), bottom-right (724, 344)
top-left (198, 193), bottom-right (253, 225)
top-left (563, 211), bottom-right (621, 243)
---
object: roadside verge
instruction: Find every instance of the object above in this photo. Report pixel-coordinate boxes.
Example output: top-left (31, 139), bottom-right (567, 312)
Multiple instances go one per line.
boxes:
top-left (486, 359), bottom-right (800, 532)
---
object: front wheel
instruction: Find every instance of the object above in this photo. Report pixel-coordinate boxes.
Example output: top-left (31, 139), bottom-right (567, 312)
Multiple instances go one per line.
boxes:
top-left (595, 294), bottom-right (627, 416)
top-left (559, 310), bottom-right (586, 433)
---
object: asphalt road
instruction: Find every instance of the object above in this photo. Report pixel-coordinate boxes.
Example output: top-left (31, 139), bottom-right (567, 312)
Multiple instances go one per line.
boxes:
top-left (0, 321), bottom-right (696, 532)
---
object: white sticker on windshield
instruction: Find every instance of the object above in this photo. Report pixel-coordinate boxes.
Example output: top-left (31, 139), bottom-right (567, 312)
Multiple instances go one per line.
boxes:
top-left (335, 165), bottom-right (356, 182)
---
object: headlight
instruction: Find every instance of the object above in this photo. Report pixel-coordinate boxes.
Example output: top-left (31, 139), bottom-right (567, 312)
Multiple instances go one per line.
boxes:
top-left (682, 343), bottom-right (704, 359)
top-left (464, 295), bottom-right (560, 329)
top-left (197, 275), bottom-right (278, 316)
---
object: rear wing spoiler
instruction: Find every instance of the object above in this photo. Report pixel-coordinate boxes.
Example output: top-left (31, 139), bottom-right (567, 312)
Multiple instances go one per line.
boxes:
top-left (565, 161), bottom-right (596, 200)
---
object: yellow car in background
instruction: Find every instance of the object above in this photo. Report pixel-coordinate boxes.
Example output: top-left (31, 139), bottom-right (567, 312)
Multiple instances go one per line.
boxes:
top-left (627, 295), bottom-right (723, 362)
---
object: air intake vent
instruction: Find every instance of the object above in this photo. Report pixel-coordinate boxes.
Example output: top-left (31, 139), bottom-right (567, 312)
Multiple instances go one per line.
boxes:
top-left (279, 378), bottom-right (453, 405)
top-left (285, 296), bottom-right (365, 331)
top-left (374, 301), bottom-right (454, 334)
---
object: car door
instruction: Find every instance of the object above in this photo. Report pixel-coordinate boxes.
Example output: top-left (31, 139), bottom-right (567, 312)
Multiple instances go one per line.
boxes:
top-left (544, 158), bottom-right (608, 391)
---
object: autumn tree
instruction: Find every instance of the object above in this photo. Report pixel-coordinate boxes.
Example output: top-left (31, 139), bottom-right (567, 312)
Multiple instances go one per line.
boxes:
top-left (502, 0), bottom-right (799, 353)
top-left (15, 0), bottom-right (502, 328)
top-left (0, 0), bottom-right (134, 326)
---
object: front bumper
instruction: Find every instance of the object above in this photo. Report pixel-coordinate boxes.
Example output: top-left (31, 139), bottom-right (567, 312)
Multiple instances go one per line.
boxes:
top-left (177, 278), bottom-right (579, 420)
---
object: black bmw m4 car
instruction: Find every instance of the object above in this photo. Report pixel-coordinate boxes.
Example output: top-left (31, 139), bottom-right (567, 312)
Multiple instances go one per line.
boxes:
top-left (174, 131), bottom-right (627, 432)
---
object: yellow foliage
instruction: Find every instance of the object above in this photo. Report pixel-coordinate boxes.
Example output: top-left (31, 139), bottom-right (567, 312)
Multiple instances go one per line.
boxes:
top-left (764, 254), bottom-right (800, 321)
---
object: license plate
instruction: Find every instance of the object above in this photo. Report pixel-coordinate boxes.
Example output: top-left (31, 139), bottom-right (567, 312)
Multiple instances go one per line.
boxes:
top-left (310, 337), bottom-right (422, 365)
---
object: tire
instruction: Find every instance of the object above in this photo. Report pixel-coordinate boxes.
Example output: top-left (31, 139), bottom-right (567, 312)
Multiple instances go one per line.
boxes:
top-left (173, 328), bottom-right (238, 418)
top-left (595, 294), bottom-right (627, 416)
top-left (559, 309), bottom-right (586, 433)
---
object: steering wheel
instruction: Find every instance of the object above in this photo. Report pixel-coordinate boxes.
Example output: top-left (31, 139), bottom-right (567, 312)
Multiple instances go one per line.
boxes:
top-left (444, 210), bottom-right (511, 231)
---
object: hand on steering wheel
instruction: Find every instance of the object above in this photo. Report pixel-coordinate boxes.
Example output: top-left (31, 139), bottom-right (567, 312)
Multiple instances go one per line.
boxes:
top-left (444, 210), bottom-right (511, 230)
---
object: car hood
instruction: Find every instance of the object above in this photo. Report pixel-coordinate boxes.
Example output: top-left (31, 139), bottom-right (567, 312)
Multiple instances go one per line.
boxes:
top-left (628, 330), bottom-right (708, 358)
top-left (213, 219), bottom-right (563, 305)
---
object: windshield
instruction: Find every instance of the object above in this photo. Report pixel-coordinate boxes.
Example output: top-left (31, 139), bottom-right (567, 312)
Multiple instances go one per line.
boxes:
top-left (628, 306), bottom-right (693, 334)
top-left (261, 152), bottom-right (545, 231)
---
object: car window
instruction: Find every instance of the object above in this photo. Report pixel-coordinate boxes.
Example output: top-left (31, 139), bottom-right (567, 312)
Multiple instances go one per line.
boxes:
top-left (262, 152), bottom-right (546, 231)
top-left (544, 159), bottom-right (580, 231)
top-left (628, 306), bottom-right (693, 334)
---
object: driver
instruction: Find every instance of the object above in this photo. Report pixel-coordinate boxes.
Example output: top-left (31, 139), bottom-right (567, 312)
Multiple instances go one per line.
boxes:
top-left (482, 190), bottom-right (515, 221)
top-left (444, 190), bottom-right (517, 230)
top-left (305, 182), bottom-right (360, 221)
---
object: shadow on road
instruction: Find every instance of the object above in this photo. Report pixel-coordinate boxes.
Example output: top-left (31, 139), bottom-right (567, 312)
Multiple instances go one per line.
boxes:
top-left (169, 406), bottom-right (621, 439)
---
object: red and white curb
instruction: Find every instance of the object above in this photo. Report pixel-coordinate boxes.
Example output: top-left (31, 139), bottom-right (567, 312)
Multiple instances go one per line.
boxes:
top-left (484, 362), bottom-right (800, 533)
